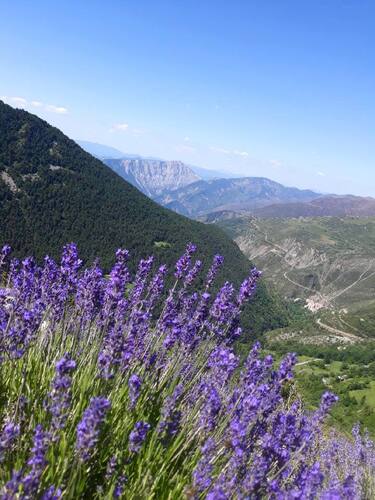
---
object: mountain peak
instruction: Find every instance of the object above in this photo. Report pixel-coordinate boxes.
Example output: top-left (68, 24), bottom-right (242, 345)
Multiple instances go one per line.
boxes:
top-left (103, 158), bottom-right (200, 197)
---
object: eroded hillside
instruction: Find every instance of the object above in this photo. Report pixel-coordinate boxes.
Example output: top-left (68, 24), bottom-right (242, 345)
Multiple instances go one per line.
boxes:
top-left (218, 216), bottom-right (375, 340)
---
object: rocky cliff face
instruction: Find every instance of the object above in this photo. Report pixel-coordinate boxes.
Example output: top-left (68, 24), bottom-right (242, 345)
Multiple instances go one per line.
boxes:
top-left (104, 158), bottom-right (200, 197)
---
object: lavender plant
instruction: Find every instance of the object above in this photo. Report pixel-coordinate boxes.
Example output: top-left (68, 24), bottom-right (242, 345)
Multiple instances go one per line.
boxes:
top-left (0, 243), bottom-right (373, 498)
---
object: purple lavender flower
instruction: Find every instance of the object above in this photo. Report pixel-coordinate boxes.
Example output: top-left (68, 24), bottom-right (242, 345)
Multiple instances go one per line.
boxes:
top-left (184, 259), bottom-right (202, 287)
top-left (101, 248), bottom-right (130, 325)
top-left (60, 242), bottom-right (82, 287)
top-left (129, 256), bottom-right (154, 307)
top-left (2, 470), bottom-right (23, 497)
top-left (277, 352), bottom-right (298, 381)
top-left (205, 254), bottom-right (224, 289)
top-left (209, 282), bottom-right (238, 340)
top-left (47, 354), bottom-right (76, 432)
top-left (210, 282), bottom-right (235, 323)
top-left (129, 421), bottom-right (150, 453)
top-left (318, 391), bottom-right (339, 418)
top-left (22, 424), bottom-right (50, 497)
top-left (0, 422), bottom-right (20, 462)
top-left (0, 244), bottom-right (11, 274)
top-left (128, 374), bottom-right (142, 409)
top-left (200, 384), bottom-right (221, 433)
top-left (207, 346), bottom-right (239, 386)
top-left (174, 243), bottom-right (197, 279)
top-left (237, 267), bottom-right (262, 306)
top-left (158, 384), bottom-right (183, 441)
top-left (288, 462), bottom-right (325, 498)
top-left (75, 263), bottom-right (104, 323)
top-left (145, 264), bottom-right (167, 311)
top-left (41, 485), bottom-right (62, 499)
top-left (114, 475), bottom-right (127, 498)
top-left (76, 397), bottom-right (111, 462)
top-left (206, 487), bottom-right (228, 500)
top-left (193, 438), bottom-right (216, 492)
top-left (105, 455), bottom-right (118, 481)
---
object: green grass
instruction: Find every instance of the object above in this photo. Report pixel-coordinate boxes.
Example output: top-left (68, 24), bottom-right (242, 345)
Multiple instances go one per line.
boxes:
top-left (292, 355), bottom-right (375, 436)
top-left (153, 241), bottom-right (172, 249)
top-left (351, 381), bottom-right (375, 408)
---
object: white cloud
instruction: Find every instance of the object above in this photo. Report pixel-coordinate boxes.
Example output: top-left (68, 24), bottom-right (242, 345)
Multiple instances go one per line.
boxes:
top-left (175, 144), bottom-right (196, 153)
top-left (210, 146), bottom-right (250, 158)
top-left (270, 159), bottom-right (282, 168)
top-left (46, 104), bottom-right (68, 114)
top-left (210, 146), bottom-right (231, 154)
top-left (1, 96), bottom-right (28, 108)
top-left (2, 96), bottom-right (69, 114)
top-left (131, 128), bottom-right (144, 137)
top-left (233, 150), bottom-right (249, 157)
top-left (110, 123), bottom-right (129, 132)
top-left (11, 96), bottom-right (27, 105)
top-left (317, 171), bottom-right (326, 177)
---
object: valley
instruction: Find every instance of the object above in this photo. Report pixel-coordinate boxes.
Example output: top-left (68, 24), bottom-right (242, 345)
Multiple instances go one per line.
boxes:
top-left (218, 215), bottom-right (375, 337)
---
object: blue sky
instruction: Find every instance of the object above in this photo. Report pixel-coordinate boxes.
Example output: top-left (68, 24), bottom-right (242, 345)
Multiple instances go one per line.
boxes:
top-left (1, 0), bottom-right (375, 196)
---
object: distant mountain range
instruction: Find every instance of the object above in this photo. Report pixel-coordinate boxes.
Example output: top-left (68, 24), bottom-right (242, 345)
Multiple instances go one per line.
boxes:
top-left (79, 140), bottom-right (375, 220)
top-left (252, 195), bottom-right (375, 218)
top-left (77, 141), bottom-right (127, 159)
top-left (156, 177), bottom-right (321, 217)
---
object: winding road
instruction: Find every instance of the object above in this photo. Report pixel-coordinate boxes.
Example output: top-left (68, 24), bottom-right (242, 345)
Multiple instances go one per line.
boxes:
top-left (316, 318), bottom-right (361, 342)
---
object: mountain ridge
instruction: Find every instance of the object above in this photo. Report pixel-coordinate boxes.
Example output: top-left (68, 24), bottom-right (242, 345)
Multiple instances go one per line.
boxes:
top-left (156, 177), bottom-right (321, 217)
top-left (252, 194), bottom-right (375, 218)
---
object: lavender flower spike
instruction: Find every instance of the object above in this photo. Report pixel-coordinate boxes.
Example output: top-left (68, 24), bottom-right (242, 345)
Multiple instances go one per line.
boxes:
top-left (48, 353), bottom-right (76, 432)
top-left (0, 244), bottom-right (12, 273)
top-left (128, 374), bottom-right (142, 409)
top-left (42, 485), bottom-right (62, 499)
top-left (174, 242), bottom-right (197, 279)
top-left (129, 421), bottom-right (151, 453)
top-left (0, 422), bottom-right (20, 462)
top-left (76, 397), bottom-right (111, 462)
top-left (22, 424), bottom-right (51, 497)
